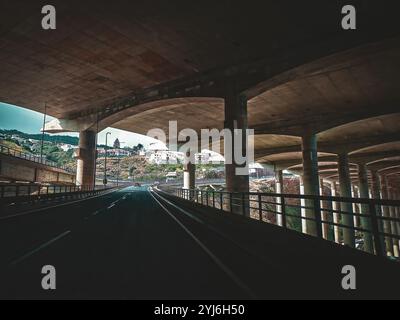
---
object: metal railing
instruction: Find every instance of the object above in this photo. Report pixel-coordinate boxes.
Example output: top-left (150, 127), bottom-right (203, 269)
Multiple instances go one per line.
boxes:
top-left (0, 184), bottom-right (115, 206)
top-left (174, 188), bottom-right (400, 260)
top-left (0, 144), bottom-right (75, 173)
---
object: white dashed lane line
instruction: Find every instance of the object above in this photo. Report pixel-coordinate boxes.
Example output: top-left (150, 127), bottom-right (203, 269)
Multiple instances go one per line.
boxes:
top-left (9, 230), bottom-right (72, 267)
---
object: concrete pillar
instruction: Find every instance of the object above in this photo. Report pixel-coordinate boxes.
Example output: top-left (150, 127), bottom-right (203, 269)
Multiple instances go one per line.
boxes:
top-left (351, 185), bottom-right (360, 228)
top-left (183, 163), bottom-right (195, 191)
top-left (357, 164), bottom-right (373, 254)
top-left (381, 175), bottom-right (395, 257)
top-left (371, 170), bottom-right (390, 256)
top-left (320, 179), bottom-right (329, 240)
top-left (76, 130), bottom-right (96, 187)
top-left (182, 148), bottom-right (196, 200)
top-left (388, 185), bottom-right (400, 257)
top-left (396, 192), bottom-right (400, 241)
top-left (275, 170), bottom-right (284, 226)
top-left (299, 175), bottom-right (308, 234)
top-left (337, 153), bottom-right (355, 248)
top-left (330, 181), bottom-right (341, 244)
top-left (301, 134), bottom-right (321, 237)
top-left (224, 84), bottom-right (249, 215)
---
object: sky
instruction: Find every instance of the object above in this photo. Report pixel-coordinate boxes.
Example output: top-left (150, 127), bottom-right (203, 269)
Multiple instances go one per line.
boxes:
top-left (0, 102), bottom-right (158, 148)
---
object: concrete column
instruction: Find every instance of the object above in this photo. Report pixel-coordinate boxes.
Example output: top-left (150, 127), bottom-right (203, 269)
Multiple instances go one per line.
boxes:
top-left (337, 153), bottom-right (355, 248)
top-left (396, 192), bottom-right (400, 241)
top-left (224, 84), bottom-right (249, 215)
top-left (330, 181), bottom-right (341, 244)
top-left (301, 134), bottom-right (321, 237)
top-left (299, 175), bottom-right (308, 234)
top-left (76, 130), bottom-right (96, 187)
top-left (351, 185), bottom-right (360, 228)
top-left (388, 185), bottom-right (400, 257)
top-left (275, 170), bottom-right (284, 226)
top-left (320, 178), bottom-right (329, 240)
top-left (183, 163), bottom-right (195, 190)
top-left (371, 170), bottom-right (390, 256)
top-left (182, 149), bottom-right (196, 200)
top-left (381, 175), bottom-right (395, 257)
top-left (357, 164), bottom-right (373, 254)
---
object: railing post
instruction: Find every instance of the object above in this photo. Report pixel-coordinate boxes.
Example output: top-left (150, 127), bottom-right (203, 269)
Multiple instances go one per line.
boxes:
top-left (369, 202), bottom-right (385, 257)
top-left (212, 191), bottom-right (215, 208)
top-left (242, 193), bottom-right (246, 216)
top-left (281, 196), bottom-right (287, 228)
top-left (258, 194), bottom-right (263, 221)
top-left (314, 197), bottom-right (323, 239)
top-left (220, 193), bottom-right (223, 211)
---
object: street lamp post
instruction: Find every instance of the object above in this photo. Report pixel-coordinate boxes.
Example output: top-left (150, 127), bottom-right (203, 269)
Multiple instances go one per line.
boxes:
top-left (116, 150), bottom-right (120, 187)
top-left (104, 132), bottom-right (111, 187)
top-left (40, 103), bottom-right (47, 163)
top-left (116, 141), bottom-right (126, 187)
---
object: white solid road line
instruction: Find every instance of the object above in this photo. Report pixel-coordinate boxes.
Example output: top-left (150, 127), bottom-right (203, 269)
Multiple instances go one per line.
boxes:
top-left (148, 190), bottom-right (256, 299)
top-left (9, 230), bottom-right (72, 267)
top-left (151, 189), bottom-right (282, 273)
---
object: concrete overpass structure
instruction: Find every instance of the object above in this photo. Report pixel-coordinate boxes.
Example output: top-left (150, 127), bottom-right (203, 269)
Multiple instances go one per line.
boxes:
top-left (1, 1), bottom-right (400, 257)
top-left (0, 145), bottom-right (76, 184)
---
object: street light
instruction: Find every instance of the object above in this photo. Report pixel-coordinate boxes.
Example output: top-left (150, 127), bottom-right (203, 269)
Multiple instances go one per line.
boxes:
top-left (116, 141), bottom-right (126, 187)
top-left (104, 132), bottom-right (111, 186)
top-left (40, 103), bottom-right (47, 163)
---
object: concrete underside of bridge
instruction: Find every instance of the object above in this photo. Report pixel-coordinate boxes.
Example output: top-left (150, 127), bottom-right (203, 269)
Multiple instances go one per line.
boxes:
top-left (1, 2), bottom-right (400, 245)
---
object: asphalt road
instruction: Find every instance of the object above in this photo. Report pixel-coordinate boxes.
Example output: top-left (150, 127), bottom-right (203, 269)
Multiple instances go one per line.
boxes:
top-left (0, 187), bottom-right (257, 299)
top-left (0, 186), bottom-right (399, 299)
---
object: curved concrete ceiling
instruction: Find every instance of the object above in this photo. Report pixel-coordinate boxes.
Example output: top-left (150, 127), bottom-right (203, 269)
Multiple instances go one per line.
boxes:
top-left (248, 40), bottom-right (400, 136)
top-left (351, 142), bottom-right (400, 155)
top-left (4, 0), bottom-right (396, 118)
top-left (254, 113), bottom-right (400, 165)
top-left (102, 97), bottom-right (224, 134)
top-left (0, 1), bottom-right (399, 180)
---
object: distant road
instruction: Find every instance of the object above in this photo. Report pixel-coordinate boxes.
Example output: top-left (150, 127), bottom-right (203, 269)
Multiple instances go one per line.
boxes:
top-left (0, 187), bottom-right (399, 299)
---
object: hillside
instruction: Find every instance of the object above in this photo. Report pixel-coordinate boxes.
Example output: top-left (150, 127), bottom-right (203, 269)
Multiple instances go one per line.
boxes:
top-left (0, 129), bottom-right (79, 145)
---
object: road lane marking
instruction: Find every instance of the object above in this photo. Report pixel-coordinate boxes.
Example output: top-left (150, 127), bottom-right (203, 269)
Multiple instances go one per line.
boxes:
top-left (152, 189), bottom-right (284, 273)
top-left (149, 191), bottom-right (256, 298)
top-left (9, 230), bottom-right (72, 267)
top-left (0, 189), bottom-right (119, 221)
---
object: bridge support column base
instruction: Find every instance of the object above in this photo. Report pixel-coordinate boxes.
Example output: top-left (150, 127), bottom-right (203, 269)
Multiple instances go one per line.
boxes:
top-left (275, 170), bottom-right (283, 226)
top-left (338, 153), bottom-right (355, 248)
top-left (224, 84), bottom-right (249, 216)
top-left (76, 130), bottom-right (96, 188)
top-left (301, 134), bottom-right (321, 237)
top-left (358, 164), bottom-right (374, 254)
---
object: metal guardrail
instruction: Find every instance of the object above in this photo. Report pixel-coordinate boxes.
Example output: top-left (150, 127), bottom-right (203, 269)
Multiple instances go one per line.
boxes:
top-left (0, 184), bottom-right (115, 206)
top-left (174, 188), bottom-right (400, 260)
top-left (0, 144), bottom-right (75, 173)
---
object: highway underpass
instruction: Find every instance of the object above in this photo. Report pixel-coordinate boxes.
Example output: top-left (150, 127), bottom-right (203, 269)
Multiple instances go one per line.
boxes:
top-left (1, 1), bottom-right (400, 300)
top-left (0, 186), bottom-right (399, 300)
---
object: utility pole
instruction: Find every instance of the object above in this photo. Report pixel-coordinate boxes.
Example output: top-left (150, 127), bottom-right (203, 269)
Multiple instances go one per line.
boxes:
top-left (93, 110), bottom-right (99, 188)
top-left (40, 103), bottom-right (47, 163)
top-left (116, 141), bottom-right (125, 187)
top-left (104, 132), bottom-right (111, 187)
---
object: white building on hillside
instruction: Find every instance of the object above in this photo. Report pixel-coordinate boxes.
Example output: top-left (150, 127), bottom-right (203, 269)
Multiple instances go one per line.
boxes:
top-left (146, 142), bottom-right (225, 165)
